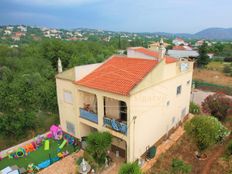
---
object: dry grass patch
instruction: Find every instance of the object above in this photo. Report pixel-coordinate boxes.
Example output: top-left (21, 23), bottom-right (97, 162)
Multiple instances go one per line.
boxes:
top-left (193, 69), bottom-right (232, 87)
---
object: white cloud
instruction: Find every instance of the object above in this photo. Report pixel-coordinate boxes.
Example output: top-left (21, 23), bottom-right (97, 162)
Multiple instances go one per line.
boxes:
top-left (12, 0), bottom-right (103, 6)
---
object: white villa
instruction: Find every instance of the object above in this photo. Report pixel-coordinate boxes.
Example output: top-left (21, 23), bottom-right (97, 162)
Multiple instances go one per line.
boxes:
top-left (55, 41), bottom-right (194, 162)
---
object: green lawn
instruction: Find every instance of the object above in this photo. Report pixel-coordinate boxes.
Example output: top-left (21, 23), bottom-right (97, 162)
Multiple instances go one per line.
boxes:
top-left (0, 139), bottom-right (75, 170)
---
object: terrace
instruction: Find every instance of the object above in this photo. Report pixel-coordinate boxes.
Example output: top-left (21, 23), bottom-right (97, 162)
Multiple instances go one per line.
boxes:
top-left (103, 97), bottom-right (128, 135)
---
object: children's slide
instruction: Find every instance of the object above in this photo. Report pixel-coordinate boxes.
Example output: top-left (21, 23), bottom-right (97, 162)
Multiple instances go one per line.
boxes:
top-left (58, 140), bottom-right (67, 150)
top-left (44, 140), bottom-right (50, 151)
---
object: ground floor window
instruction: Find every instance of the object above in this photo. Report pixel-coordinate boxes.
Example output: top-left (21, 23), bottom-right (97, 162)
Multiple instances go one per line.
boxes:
top-left (66, 121), bottom-right (75, 135)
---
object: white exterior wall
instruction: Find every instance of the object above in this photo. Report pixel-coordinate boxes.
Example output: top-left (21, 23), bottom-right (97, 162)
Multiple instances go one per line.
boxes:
top-left (74, 63), bottom-right (102, 81)
top-left (56, 78), bottom-right (79, 138)
top-left (129, 62), bottom-right (193, 161)
top-left (127, 48), bottom-right (157, 60)
top-left (168, 50), bottom-right (199, 58)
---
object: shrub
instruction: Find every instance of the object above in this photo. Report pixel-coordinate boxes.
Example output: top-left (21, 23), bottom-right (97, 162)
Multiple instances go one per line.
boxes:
top-left (86, 131), bottom-right (112, 166)
top-left (202, 93), bottom-right (232, 120)
top-left (226, 140), bottom-right (232, 156)
top-left (189, 102), bottom-right (201, 114)
top-left (119, 162), bottom-right (142, 174)
top-left (171, 158), bottom-right (192, 174)
top-left (223, 64), bottom-right (232, 74)
top-left (224, 57), bottom-right (232, 62)
top-left (184, 116), bottom-right (229, 151)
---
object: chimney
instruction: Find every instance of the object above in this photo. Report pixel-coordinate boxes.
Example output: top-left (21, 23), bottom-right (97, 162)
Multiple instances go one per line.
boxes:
top-left (58, 58), bottom-right (63, 73)
top-left (159, 38), bottom-right (166, 60)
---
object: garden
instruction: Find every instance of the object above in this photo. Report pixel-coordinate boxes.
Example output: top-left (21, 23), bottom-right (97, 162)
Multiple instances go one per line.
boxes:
top-left (0, 125), bottom-right (79, 173)
top-left (147, 93), bottom-right (232, 174)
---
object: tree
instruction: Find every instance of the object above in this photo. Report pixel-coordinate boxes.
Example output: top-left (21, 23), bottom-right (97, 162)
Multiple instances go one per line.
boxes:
top-left (119, 162), bottom-right (142, 174)
top-left (202, 93), bottom-right (232, 120)
top-left (86, 132), bottom-right (112, 165)
top-left (197, 42), bottom-right (210, 68)
top-left (184, 116), bottom-right (229, 151)
top-left (171, 159), bottom-right (192, 174)
top-left (0, 110), bottom-right (37, 137)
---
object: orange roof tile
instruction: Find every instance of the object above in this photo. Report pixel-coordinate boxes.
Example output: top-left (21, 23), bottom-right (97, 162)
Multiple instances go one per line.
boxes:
top-left (76, 56), bottom-right (159, 96)
top-left (131, 47), bottom-right (177, 64)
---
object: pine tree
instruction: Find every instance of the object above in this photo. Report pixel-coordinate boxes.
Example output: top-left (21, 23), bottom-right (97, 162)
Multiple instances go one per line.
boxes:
top-left (197, 42), bottom-right (210, 67)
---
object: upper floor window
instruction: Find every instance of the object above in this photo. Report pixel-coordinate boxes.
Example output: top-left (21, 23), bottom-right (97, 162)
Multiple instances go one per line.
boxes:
top-left (176, 85), bottom-right (182, 95)
top-left (187, 80), bottom-right (190, 85)
top-left (64, 90), bottom-right (73, 104)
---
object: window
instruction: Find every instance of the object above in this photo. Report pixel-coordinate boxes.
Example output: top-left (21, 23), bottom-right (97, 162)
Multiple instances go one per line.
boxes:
top-left (181, 107), bottom-right (187, 118)
top-left (176, 85), bottom-right (182, 95)
top-left (66, 121), bottom-right (75, 135)
top-left (167, 101), bottom-right (170, 106)
top-left (120, 101), bottom-right (127, 121)
top-left (187, 80), bottom-right (190, 85)
top-left (64, 91), bottom-right (73, 104)
top-left (172, 117), bottom-right (176, 124)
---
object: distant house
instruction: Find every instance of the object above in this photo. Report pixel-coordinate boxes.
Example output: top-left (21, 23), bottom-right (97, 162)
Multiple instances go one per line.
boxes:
top-left (4, 30), bottom-right (12, 35)
top-left (195, 40), bottom-right (204, 47)
top-left (11, 36), bottom-right (20, 41)
top-left (207, 53), bottom-right (214, 59)
top-left (172, 37), bottom-right (188, 46)
top-left (195, 40), bottom-right (212, 47)
top-left (56, 42), bottom-right (193, 162)
top-left (15, 32), bottom-right (25, 37)
top-left (167, 45), bottom-right (199, 59)
top-left (148, 41), bottom-right (170, 51)
top-left (6, 26), bottom-right (14, 31)
top-left (17, 25), bottom-right (27, 32)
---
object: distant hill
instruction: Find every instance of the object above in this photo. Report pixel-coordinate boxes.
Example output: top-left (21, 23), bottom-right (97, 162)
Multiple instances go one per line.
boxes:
top-left (194, 28), bottom-right (232, 40)
top-left (152, 28), bottom-right (232, 41)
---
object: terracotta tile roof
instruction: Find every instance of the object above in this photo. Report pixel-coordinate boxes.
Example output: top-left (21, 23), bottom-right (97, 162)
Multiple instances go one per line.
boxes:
top-left (131, 47), bottom-right (177, 64)
top-left (173, 46), bottom-right (193, 51)
top-left (173, 46), bottom-right (186, 50)
top-left (76, 56), bottom-right (159, 96)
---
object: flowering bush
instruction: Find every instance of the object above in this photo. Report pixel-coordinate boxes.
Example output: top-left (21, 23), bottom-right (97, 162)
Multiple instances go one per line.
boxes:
top-left (202, 93), bottom-right (232, 120)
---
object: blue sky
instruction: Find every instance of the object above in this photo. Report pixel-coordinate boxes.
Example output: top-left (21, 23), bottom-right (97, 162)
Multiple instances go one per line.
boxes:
top-left (0, 0), bottom-right (231, 33)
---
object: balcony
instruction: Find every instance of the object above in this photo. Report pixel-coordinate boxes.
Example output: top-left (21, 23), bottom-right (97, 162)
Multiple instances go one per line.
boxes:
top-left (80, 108), bottom-right (98, 123)
top-left (104, 117), bottom-right (127, 135)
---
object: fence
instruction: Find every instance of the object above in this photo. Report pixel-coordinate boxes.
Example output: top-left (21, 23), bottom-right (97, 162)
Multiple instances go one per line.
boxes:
top-left (0, 132), bottom-right (49, 158)
top-left (193, 80), bottom-right (232, 96)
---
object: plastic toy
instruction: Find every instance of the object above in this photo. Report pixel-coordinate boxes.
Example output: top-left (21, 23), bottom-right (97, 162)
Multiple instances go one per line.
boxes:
top-left (58, 140), bottom-right (67, 151)
top-left (35, 135), bottom-right (44, 146)
top-left (24, 143), bottom-right (36, 153)
top-left (27, 163), bottom-right (39, 174)
top-left (16, 148), bottom-right (26, 158)
top-left (57, 150), bottom-right (69, 158)
top-left (44, 140), bottom-right (50, 151)
top-left (37, 157), bottom-right (60, 169)
top-left (64, 134), bottom-right (75, 145)
top-left (50, 125), bottom-right (63, 140)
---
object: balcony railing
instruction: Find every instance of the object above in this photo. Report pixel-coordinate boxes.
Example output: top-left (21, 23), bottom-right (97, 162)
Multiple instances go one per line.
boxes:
top-left (80, 108), bottom-right (98, 123)
top-left (104, 117), bottom-right (127, 135)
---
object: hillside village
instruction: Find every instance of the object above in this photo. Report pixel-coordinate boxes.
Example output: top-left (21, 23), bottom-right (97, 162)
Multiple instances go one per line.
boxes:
top-left (0, 25), bottom-right (232, 174)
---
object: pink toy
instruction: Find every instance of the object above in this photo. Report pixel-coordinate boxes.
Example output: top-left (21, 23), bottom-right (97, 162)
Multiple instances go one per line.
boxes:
top-left (47, 133), bottom-right (53, 139)
top-left (50, 125), bottom-right (63, 140)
